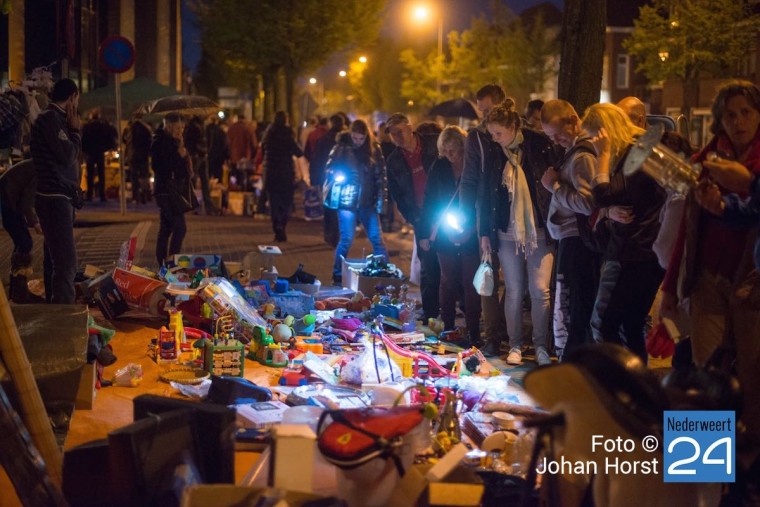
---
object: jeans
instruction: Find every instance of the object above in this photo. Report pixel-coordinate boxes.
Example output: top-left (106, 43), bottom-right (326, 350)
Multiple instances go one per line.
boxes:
top-left (438, 251), bottom-right (481, 340)
top-left (156, 199), bottom-right (187, 266)
top-left (35, 195), bottom-right (77, 304)
top-left (333, 208), bottom-right (388, 278)
top-left (85, 153), bottom-right (106, 200)
top-left (416, 234), bottom-right (441, 320)
top-left (481, 255), bottom-right (508, 344)
top-left (268, 186), bottom-right (294, 239)
top-left (1, 202), bottom-right (33, 255)
top-left (554, 236), bottom-right (600, 355)
top-left (191, 154), bottom-right (213, 210)
top-left (591, 258), bottom-right (664, 363)
top-left (497, 235), bottom-right (554, 351)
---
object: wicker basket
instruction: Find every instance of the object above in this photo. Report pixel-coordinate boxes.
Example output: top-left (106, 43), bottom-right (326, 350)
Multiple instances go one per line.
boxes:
top-left (159, 367), bottom-right (210, 385)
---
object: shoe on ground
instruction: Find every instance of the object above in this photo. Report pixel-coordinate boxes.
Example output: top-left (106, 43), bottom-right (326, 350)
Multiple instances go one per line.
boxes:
top-left (536, 346), bottom-right (552, 366)
top-left (506, 347), bottom-right (523, 365)
top-left (479, 341), bottom-right (501, 358)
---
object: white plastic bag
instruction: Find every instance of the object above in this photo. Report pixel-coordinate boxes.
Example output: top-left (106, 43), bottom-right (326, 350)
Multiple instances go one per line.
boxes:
top-left (473, 252), bottom-right (494, 296)
top-left (409, 235), bottom-right (422, 286)
top-left (340, 336), bottom-right (402, 385)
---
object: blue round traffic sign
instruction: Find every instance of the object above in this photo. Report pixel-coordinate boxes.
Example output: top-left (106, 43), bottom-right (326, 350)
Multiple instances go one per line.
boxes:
top-left (99, 36), bottom-right (135, 74)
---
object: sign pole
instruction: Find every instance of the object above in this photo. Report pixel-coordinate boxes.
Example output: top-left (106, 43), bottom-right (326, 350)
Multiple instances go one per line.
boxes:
top-left (115, 72), bottom-right (126, 216)
top-left (98, 35), bottom-right (135, 217)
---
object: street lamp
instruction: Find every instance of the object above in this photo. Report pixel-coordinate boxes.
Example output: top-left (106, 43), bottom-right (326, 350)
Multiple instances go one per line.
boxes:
top-left (411, 3), bottom-right (443, 94)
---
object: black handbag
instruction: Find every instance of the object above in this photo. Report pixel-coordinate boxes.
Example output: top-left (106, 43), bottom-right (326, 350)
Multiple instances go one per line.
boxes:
top-left (168, 178), bottom-right (199, 214)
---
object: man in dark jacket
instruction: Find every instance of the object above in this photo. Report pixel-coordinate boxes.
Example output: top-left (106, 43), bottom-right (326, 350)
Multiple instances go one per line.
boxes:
top-left (184, 116), bottom-right (214, 213)
top-left (0, 159), bottom-right (44, 303)
top-left (30, 78), bottom-right (81, 304)
top-left (458, 84), bottom-right (509, 357)
top-left (311, 114), bottom-right (346, 247)
top-left (152, 113), bottom-right (192, 266)
top-left (81, 112), bottom-right (117, 202)
top-left (385, 112), bottom-right (441, 322)
top-left (128, 117), bottom-right (152, 204)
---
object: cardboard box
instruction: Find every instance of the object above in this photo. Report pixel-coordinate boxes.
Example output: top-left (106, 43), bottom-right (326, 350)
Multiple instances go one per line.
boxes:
top-left (75, 362), bottom-right (97, 410)
top-left (354, 275), bottom-right (405, 296)
top-left (181, 485), bottom-right (324, 507)
top-left (228, 191), bottom-right (253, 216)
top-left (340, 257), bottom-right (366, 289)
top-left (95, 275), bottom-right (130, 320)
top-left (174, 254), bottom-right (228, 277)
top-left (272, 424), bottom-right (316, 493)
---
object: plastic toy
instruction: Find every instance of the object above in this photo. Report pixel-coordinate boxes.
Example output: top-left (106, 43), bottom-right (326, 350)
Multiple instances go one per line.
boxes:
top-left (248, 325), bottom-right (289, 367)
top-left (279, 368), bottom-right (309, 386)
top-left (272, 323), bottom-right (293, 343)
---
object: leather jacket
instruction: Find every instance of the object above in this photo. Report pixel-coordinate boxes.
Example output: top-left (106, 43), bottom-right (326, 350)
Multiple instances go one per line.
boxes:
top-left (323, 132), bottom-right (387, 213)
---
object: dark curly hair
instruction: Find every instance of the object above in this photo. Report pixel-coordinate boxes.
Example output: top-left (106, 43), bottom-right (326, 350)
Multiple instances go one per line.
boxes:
top-left (710, 80), bottom-right (760, 136)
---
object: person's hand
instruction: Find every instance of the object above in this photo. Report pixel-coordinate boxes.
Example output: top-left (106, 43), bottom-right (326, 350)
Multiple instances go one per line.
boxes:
top-left (33, 223), bottom-right (43, 235)
top-left (695, 179), bottom-right (725, 216)
top-left (480, 236), bottom-right (492, 256)
top-left (419, 238), bottom-right (431, 251)
top-left (607, 205), bottom-right (634, 224)
top-left (702, 158), bottom-right (753, 193)
top-left (66, 100), bottom-right (81, 131)
top-left (589, 127), bottom-right (611, 157)
top-left (541, 166), bottom-right (559, 192)
top-left (178, 146), bottom-right (188, 158)
top-left (659, 291), bottom-right (679, 323)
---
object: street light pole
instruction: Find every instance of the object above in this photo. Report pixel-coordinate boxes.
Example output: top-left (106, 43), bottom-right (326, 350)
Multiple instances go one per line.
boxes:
top-left (436, 15), bottom-right (443, 95)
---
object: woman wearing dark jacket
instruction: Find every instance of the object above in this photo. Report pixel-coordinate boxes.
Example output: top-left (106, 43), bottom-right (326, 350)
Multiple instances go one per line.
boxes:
top-left (261, 111), bottom-right (303, 242)
top-left (418, 126), bottom-right (481, 344)
top-left (479, 100), bottom-right (560, 366)
top-left (151, 114), bottom-right (192, 267)
top-left (583, 103), bottom-right (667, 363)
top-left (323, 119), bottom-right (388, 284)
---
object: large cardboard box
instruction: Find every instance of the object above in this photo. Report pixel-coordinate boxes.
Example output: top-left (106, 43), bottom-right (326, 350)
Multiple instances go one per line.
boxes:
top-left (75, 363), bottom-right (97, 410)
top-left (340, 257), bottom-right (403, 294)
top-left (181, 486), bottom-right (324, 507)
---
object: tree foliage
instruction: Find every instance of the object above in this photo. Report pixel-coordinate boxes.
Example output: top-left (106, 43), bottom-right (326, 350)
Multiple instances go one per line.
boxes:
top-left (625, 0), bottom-right (760, 111)
top-left (398, 1), bottom-right (559, 111)
top-left (626, 0), bottom-right (759, 82)
top-left (193, 0), bottom-right (385, 121)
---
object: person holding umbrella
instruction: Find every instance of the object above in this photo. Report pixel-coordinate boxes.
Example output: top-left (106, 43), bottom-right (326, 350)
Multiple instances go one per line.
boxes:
top-left (152, 113), bottom-right (192, 267)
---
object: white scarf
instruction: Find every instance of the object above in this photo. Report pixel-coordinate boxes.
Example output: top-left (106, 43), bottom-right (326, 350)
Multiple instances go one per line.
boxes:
top-left (501, 130), bottom-right (538, 257)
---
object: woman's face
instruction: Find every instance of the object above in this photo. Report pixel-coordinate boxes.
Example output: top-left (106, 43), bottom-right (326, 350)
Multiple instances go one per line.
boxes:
top-left (351, 132), bottom-right (367, 147)
top-left (440, 141), bottom-right (463, 166)
top-left (721, 94), bottom-right (760, 150)
top-left (486, 123), bottom-right (517, 148)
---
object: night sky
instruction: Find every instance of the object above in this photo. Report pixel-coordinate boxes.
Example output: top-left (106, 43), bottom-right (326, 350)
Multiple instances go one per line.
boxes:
top-left (181, 0), bottom-right (564, 73)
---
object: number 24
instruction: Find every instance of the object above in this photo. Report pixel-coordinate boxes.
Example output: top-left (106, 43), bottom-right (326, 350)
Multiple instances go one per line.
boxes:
top-left (667, 437), bottom-right (732, 475)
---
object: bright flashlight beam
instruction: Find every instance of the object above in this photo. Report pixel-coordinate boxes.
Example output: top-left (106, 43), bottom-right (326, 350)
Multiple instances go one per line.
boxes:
top-left (446, 213), bottom-right (464, 233)
top-left (335, 174), bottom-right (346, 183)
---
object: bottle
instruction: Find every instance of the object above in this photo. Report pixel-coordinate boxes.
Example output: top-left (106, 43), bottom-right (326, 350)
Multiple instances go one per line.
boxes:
top-left (434, 389), bottom-right (461, 455)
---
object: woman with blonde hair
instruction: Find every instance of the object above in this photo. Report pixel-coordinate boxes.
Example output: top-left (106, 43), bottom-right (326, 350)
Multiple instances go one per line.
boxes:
top-left (479, 99), bottom-right (561, 365)
top-left (417, 126), bottom-right (481, 345)
top-left (583, 103), bottom-right (667, 362)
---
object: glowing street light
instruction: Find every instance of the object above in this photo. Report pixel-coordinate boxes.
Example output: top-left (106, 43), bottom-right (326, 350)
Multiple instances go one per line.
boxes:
top-left (411, 3), bottom-right (443, 94)
top-left (308, 77), bottom-right (317, 84)
top-left (358, 55), bottom-right (367, 64)
top-left (338, 70), bottom-right (347, 77)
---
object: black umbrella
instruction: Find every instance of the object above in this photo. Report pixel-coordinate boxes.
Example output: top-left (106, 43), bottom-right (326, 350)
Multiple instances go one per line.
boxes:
top-left (428, 98), bottom-right (479, 120)
top-left (137, 95), bottom-right (220, 117)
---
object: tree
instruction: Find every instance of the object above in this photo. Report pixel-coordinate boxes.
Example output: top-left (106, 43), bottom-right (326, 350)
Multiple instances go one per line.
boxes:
top-left (625, 0), bottom-right (760, 113)
top-left (399, 1), bottom-right (559, 111)
top-left (557, 0), bottom-right (606, 114)
top-left (193, 0), bottom-right (385, 122)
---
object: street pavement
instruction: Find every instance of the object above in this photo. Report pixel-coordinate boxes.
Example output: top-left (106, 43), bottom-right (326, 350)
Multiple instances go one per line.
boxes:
top-left (0, 196), bottom-right (416, 295)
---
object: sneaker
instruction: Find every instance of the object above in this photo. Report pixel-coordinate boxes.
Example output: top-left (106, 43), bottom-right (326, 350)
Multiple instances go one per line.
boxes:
top-left (536, 347), bottom-right (552, 366)
top-left (506, 347), bottom-right (522, 365)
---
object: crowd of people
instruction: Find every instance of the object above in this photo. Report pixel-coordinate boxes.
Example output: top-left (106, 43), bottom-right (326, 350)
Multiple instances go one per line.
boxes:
top-left (1, 77), bottom-right (759, 470)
